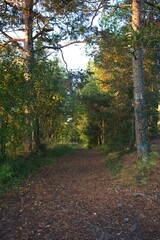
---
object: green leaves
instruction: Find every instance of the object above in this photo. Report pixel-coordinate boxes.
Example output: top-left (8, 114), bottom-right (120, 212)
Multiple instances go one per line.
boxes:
top-left (0, 44), bottom-right (70, 156)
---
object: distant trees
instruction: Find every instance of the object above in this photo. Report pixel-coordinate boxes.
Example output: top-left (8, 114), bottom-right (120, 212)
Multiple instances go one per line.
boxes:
top-left (77, 33), bottom-right (134, 151)
top-left (81, 76), bottom-right (111, 147)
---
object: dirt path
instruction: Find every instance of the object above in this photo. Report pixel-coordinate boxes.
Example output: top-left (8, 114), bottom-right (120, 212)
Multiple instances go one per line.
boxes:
top-left (0, 149), bottom-right (160, 240)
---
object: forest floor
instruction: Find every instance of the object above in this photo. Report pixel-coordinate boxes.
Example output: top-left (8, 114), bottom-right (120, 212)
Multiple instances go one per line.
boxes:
top-left (0, 143), bottom-right (160, 239)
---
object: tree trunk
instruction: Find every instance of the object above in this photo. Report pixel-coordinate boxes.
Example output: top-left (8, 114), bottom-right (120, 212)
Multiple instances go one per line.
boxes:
top-left (100, 115), bottom-right (105, 145)
top-left (23, 0), bottom-right (40, 152)
top-left (34, 115), bottom-right (40, 151)
top-left (132, 0), bottom-right (150, 162)
top-left (23, 0), bottom-right (34, 151)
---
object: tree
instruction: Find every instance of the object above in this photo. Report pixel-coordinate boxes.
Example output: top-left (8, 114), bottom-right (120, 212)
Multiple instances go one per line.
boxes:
top-left (0, 39), bottom-right (70, 157)
top-left (85, 0), bottom-right (159, 156)
top-left (1, 0), bottom-right (159, 157)
top-left (132, 0), bottom-right (150, 162)
top-left (85, 29), bottom-right (134, 151)
top-left (96, 0), bottom-right (160, 159)
top-left (142, 1), bottom-right (160, 135)
top-left (0, 46), bottom-right (26, 156)
top-left (0, 0), bottom-right (109, 152)
top-left (32, 51), bottom-right (69, 145)
top-left (81, 77), bottom-right (111, 147)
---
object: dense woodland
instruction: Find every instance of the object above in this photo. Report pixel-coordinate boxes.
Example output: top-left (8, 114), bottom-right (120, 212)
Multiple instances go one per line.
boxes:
top-left (0, 0), bottom-right (160, 161)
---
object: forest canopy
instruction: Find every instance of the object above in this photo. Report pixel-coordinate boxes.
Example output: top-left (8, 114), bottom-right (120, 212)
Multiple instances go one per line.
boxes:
top-left (0, 0), bottom-right (160, 162)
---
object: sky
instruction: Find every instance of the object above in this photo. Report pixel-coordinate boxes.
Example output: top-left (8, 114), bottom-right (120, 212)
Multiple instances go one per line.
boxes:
top-left (9, 29), bottom-right (90, 70)
top-left (58, 43), bottom-right (89, 70)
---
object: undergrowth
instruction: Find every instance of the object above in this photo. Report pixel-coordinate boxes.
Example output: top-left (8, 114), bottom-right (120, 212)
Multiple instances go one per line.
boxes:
top-left (106, 150), bottom-right (159, 186)
top-left (0, 143), bottom-right (75, 196)
top-left (134, 151), bottom-right (159, 185)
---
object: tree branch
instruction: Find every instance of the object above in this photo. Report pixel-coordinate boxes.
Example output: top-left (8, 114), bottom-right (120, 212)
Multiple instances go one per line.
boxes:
top-left (59, 48), bottom-right (69, 73)
top-left (89, 1), bottom-right (103, 28)
top-left (35, 40), bottom-right (85, 52)
top-left (102, 3), bottom-right (131, 9)
top-left (0, 30), bottom-right (25, 43)
top-left (0, 30), bottom-right (24, 53)
top-left (143, 0), bottom-right (160, 10)
top-left (33, 23), bottom-right (52, 40)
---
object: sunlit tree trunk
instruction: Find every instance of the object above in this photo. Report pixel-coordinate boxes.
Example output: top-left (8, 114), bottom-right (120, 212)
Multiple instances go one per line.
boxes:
top-left (23, 0), bottom-right (40, 152)
top-left (23, 0), bottom-right (34, 151)
top-left (100, 115), bottom-right (105, 145)
top-left (132, 0), bottom-right (150, 162)
top-left (23, 0), bottom-right (34, 78)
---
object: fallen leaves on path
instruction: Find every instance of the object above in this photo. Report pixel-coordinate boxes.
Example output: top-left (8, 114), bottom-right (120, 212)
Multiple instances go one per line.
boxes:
top-left (0, 149), bottom-right (160, 240)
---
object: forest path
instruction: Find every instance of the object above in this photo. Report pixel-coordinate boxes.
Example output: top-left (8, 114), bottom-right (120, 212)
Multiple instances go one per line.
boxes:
top-left (0, 149), bottom-right (160, 240)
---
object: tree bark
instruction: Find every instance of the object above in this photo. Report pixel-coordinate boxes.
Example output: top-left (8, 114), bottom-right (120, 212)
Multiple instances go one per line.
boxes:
top-left (23, 0), bottom-right (40, 152)
top-left (23, 0), bottom-right (34, 151)
top-left (132, 0), bottom-right (150, 162)
top-left (23, 0), bottom-right (34, 79)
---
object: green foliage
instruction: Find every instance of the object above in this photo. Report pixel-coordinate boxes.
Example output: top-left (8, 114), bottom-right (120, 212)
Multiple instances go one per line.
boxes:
top-left (0, 47), bottom-right (26, 155)
top-left (0, 0), bottom-right (98, 153)
top-left (0, 44), bottom-right (72, 155)
top-left (0, 0), bottom-right (159, 159)
top-left (79, 31), bottom-right (134, 150)
top-left (86, 3), bottom-right (159, 151)
top-left (0, 157), bottom-right (41, 195)
top-left (31, 54), bottom-right (69, 145)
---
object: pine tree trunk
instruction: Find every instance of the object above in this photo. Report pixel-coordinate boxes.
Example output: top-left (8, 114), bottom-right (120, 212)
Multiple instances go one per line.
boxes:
top-left (23, 0), bottom-right (40, 152)
top-left (23, 0), bottom-right (34, 151)
top-left (132, 0), bottom-right (150, 162)
top-left (100, 116), bottom-right (105, 145)
top-left (23, 0), bottom-right (34, 81)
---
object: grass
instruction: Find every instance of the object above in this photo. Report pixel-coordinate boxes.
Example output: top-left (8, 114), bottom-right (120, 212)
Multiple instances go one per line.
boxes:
top-left (134, 151), bottom-right (159, 185)
top-left (47, 143), bottom-right (75, 157)
top-left (105, 149), bottom-right (159, 187)
top-left (0, 143), bottom-right (75, 196)
top-left (105, 151), bottom-right (124, 176)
